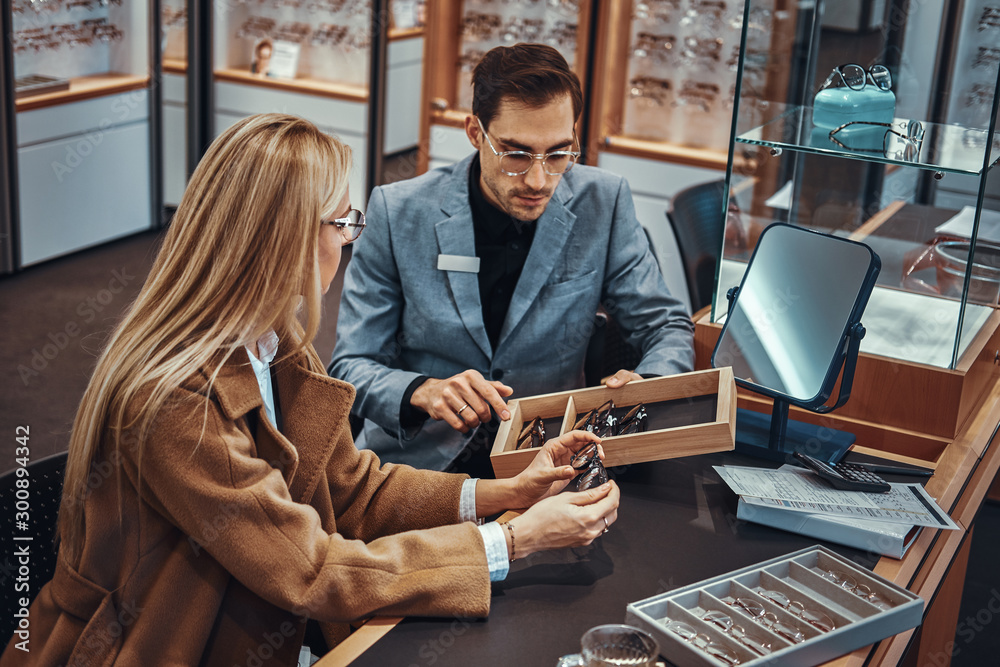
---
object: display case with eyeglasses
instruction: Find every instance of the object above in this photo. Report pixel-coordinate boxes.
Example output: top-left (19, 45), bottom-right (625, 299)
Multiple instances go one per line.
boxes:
top-left (586, 0), bottom-right (796, 172)
top-left (419, 0), bottom-right (593, 171)
top-left (4, 0), bottom-right (155, 269)
top-left (696, 0), bottom-right (1000, 445)
top-left (626, 546), bottom-right (922, 667)
top-left (490, 368), bottom-right (735, 478)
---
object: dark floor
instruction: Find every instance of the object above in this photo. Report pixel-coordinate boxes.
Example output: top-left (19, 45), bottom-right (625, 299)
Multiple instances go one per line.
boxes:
top-left (1, 221), bottom-right (999, 664)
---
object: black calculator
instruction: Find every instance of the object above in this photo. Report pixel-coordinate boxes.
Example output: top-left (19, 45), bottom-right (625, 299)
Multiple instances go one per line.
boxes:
top-left (793, 452), bottom-right (892, 493)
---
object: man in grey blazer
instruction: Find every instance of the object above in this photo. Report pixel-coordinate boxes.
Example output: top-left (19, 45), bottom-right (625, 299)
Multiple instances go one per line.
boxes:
top-left (330, 44), bottom-right (695, 472)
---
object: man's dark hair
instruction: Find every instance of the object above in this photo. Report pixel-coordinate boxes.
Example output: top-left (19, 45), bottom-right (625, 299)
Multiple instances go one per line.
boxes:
top-left (471, 44), bottom-right (583, 130)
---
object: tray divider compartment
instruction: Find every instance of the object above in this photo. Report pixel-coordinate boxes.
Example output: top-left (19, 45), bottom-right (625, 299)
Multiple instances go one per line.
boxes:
top-left (660, 597), bottom-right (761, 665)
top-left (786, 561), bottom-right (882, 619)
top-left (730, 579), bottom-right (824, 641)
top-left (758, 570), bottom-right (854, 631)
top-left (814, 551), bottom-right (917, 609)
top-left (699, 589), bottom-right (794, 655)
top-left (504, 401), bottom-right (524, 453)
top-left (560, 395), bottom-right (578, 436)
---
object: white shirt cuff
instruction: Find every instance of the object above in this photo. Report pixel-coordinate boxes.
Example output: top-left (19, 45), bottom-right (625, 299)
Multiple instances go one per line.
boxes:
top-left (459, 478), bottom-right (479, 524)
top-left (478, 522), bottom-right (510, 582)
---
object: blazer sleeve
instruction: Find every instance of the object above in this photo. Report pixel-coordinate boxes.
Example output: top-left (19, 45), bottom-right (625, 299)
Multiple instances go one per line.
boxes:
top-left (328, 185), bottom-right (421, 437)
top-left (601, 176), bottom-right (695, 376)
top-left (120, 389), bottom-right (492, 622)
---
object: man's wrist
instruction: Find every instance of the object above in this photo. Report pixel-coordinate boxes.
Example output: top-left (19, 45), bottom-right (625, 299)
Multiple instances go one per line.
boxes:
top-left (399, 375), bottom-right (431, 428)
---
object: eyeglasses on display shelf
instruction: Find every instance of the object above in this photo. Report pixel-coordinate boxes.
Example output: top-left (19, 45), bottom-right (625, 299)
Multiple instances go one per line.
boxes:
top-left (619, 0), bottom-right (779, 151)
top-left (451, 0), bottom-right (584, 112)
top-left (978, 4), bottom-right (1000, 30)
top-left (827, 119), bottom-right (925, 161)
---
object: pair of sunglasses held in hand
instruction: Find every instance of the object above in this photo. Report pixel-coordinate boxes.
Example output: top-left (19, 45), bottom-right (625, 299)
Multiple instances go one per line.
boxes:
top-left (514, 400), bottom-right (649, 491)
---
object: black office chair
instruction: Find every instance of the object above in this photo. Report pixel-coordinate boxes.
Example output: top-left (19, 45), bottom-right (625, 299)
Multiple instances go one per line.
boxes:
top-left (666, 180), bottom-right (727, 314)
top-left (1, 451), bottom-right (67, 643)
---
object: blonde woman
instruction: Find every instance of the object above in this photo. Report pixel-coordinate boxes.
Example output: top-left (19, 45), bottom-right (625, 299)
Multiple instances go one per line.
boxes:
top-left (0, 114), bottom-right (619, 666)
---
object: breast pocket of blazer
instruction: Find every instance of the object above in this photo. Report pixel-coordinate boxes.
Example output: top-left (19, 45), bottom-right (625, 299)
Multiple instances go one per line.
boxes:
top-left (539, 270), bottom-right (599, 301)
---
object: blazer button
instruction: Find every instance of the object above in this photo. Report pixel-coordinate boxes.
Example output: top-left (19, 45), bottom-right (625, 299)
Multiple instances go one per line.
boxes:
top-left (492, 369), bottom-right (504, 380)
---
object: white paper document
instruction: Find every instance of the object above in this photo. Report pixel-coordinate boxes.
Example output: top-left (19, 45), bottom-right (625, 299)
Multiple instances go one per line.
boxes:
top-left (934, 205), bottom-right (1000, 244)
top-left (714, 465), bottom-right (959, 530)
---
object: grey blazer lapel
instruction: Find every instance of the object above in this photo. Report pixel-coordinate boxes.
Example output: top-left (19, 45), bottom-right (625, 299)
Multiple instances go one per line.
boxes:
top-left (435, 163), bottom-right (492, 360)
top-left (501, 183), bottom-right (577, 343)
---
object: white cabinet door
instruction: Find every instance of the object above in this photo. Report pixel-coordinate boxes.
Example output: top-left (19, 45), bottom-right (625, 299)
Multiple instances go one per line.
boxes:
top-left (18, 122), bottom-right (152, 266)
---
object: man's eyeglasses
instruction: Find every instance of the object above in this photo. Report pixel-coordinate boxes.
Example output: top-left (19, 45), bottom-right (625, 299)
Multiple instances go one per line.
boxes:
top-left (323, 208), bottom-right (365, 244)
top-left (818, 63), bottom-right (892, 92)
top-left (828, 119), bottom-right (924, 161)
top-left (476, 117), bottom-right (581, 176)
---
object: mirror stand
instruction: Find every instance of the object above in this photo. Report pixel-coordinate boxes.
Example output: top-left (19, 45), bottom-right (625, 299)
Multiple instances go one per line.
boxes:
top-left (733, 404), bottom-right (855, 463)
top-left (711, 223), bottom-right (880, 466)
top-left (730, 310), bottom-right (868, 464)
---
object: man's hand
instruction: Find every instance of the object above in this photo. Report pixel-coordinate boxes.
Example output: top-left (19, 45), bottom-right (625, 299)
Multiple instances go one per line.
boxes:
top-left (604, 369), bottom-right (643, 389)
top-left (410, 370), bottom-right (513, 432)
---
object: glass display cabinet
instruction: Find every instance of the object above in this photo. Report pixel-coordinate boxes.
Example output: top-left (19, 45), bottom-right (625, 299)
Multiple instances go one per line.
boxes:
top-left (7, 0), bottom-right (156, 267)
top-left (718, 0), bottom-right (1000, 369)
top-left (160, 0), bottom-right (186, 208)
top-left (703, 0), bottom-right (1000, 443)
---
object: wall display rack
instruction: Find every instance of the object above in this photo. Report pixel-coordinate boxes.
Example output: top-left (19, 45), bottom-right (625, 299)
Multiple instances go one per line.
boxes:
top-left (3, 0), bottom-right (158, 270)
top-left (579, 0), bottom-right (797, 313)
top-left (158, 0), bottom-right (423, 211)
top-left (419, 0), bottom-right (593, 173)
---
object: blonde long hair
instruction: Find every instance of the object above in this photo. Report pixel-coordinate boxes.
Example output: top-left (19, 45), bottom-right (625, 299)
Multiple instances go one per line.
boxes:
top-left (59, 114), bottom-right (352, 561)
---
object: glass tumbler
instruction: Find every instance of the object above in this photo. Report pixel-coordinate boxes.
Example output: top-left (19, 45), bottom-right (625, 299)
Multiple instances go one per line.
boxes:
top-left (556, 624), bottom-right (661, 666)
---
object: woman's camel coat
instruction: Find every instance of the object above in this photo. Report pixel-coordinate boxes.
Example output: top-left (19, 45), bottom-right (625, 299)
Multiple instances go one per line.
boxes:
top-left (1, 347), bottom-right (491, 666)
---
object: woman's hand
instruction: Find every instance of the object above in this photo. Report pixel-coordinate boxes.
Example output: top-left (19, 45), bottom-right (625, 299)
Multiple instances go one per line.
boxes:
top-left (472, 430), bottom-right (604, 518)
top-left (506, 480), bottom-right (620, 559)
top-left (509, 430), bottom-right (604, 509)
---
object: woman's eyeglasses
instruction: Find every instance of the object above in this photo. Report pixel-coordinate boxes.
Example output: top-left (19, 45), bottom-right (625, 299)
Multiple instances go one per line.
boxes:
top-left (324, 208), bottom-right (365, 244)
top-left (570, 442), bottom-right (608, 491)
top-left (828, 119), bottom-right (924, 161)
top-left (516, 416), bottom-right (546, 450)
top-left (819, 63), bottom-right (892, 92)
top-left (477, 117), bottom-right (581, 176)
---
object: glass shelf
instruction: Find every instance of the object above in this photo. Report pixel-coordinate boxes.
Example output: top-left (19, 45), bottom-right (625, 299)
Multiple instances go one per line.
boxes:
top-left (736, 106), bottom-right (1000, 177)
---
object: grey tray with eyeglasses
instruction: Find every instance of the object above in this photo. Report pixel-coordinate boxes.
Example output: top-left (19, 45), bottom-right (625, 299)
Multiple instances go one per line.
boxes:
top-left (626, 545), bottom-right (922, 667)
